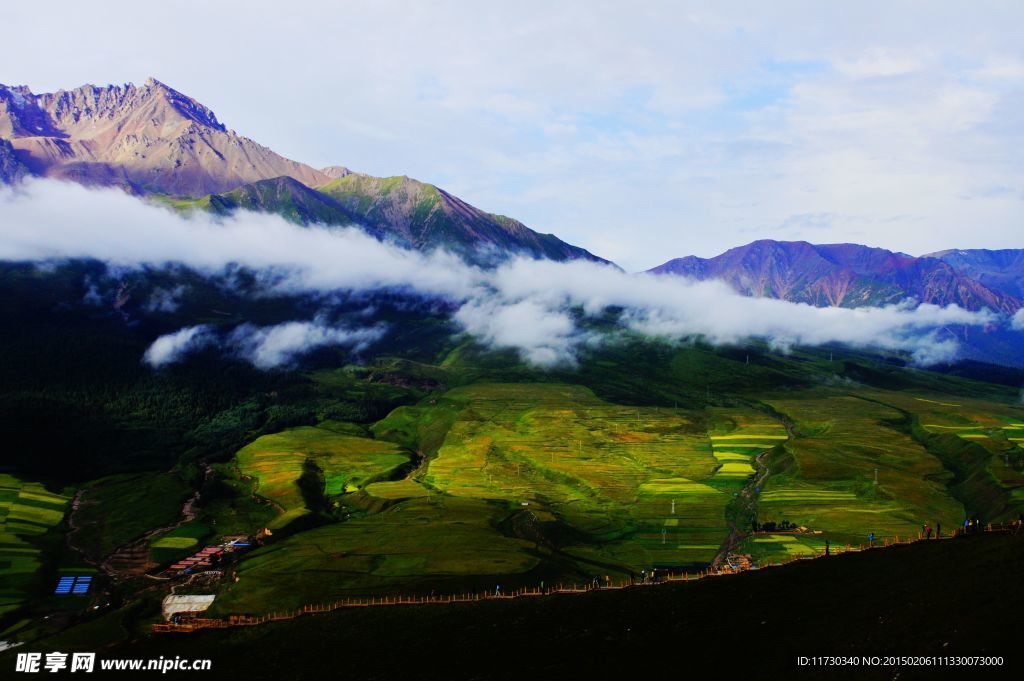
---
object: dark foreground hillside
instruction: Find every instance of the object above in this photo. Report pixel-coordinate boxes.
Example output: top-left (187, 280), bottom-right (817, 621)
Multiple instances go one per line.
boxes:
top-left (108, 533), bottom-right (1022, 680)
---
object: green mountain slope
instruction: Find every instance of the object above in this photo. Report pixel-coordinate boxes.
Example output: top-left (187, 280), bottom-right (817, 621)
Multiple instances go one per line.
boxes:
top-left (212, 176), bottom-right (359, 227)
top-left (318, 173), bottom-right (608, 264)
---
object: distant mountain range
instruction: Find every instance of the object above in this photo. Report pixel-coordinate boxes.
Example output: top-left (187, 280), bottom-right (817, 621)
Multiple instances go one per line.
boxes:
top-left (649, 240), bottom-right (1024, 367)
top-left (925, 249), bottom-right (1024, 300)
top-left (0, 78), bottom-right (604, 265)
top-left (650, 240), bottom-right (1022, 315)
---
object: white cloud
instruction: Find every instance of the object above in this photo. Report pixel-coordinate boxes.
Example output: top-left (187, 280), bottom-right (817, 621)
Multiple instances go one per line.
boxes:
top-left (834, 47), bottom-right (929, 78)
top-left (143, 318), bottom-right (385, 369)
top-left (455, 298), bottom-right (578, 366)
top-left (228, 320), bottom-right (384, 369)
top-left (1013, 309), bottom-right (1024, 331)
top-left (482, 258), bottom-right (994, 366)
top-left (1, 180), bottom-right (1007, 369)
top-left (0, 179), bottom-right (480, 297)
top-left (143, 325), bottom-right (213, 367)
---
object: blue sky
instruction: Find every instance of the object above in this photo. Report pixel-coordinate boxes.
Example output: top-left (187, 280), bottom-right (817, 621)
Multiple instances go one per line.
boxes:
top-left (4, 1), bottom-right (1023, 271)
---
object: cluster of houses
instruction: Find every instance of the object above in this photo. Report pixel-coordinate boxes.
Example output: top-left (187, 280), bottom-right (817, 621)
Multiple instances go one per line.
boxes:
top-left (164, 535), bottom-right (257, 576)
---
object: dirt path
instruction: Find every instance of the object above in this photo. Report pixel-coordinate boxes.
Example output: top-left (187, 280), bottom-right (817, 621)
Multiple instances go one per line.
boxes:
top-left (64, 489), bottom-right (104, 572)
top-left (712, 407), bottom-right (796, 570)
top-left (100, 488), bottom-right (201, 578)
top-left (65, 465), bottom-right (210, 581)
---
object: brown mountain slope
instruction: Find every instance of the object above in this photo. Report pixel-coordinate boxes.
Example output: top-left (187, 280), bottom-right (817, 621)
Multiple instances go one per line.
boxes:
top-left (0, 78), bottom-right (328, 196)
top-left (0, 138), bottom-right (27, 184)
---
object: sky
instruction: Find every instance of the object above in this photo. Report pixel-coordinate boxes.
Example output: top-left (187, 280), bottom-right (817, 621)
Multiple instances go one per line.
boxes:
top-left (3, 1), bottom-right (1023, 271)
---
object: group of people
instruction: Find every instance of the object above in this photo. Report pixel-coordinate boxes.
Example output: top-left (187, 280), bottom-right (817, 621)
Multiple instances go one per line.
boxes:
top-left (630, 569), bottom-right (660, 585)
top-left (962, 516), bottom-right (983, 534)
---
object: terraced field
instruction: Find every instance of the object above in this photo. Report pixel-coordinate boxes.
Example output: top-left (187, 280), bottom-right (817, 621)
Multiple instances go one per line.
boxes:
top-left (420, 383), bottom-right (738, 568)
top-left (752, 393), bottom-right (966, 558)
top-left (236, 423), bottom-right (410, 527)
top-left (872, 392), bottom-right (1024, 514)
top-left (706, 409), bottom-right (787, 486)
top-left (742, 533), bottom-right (835, 561)
top-left (0, 474), bottom-right (69, 616)
top-left (216, 380), bottom-right (1024, 613)
top-left (218, 383), bottom-right (796, 611)
top-left (148, 522), bottom-right (210, 565)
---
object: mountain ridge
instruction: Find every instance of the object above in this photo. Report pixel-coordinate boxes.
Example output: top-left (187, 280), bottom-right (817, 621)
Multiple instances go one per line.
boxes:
top-left (0, 78), bottom-right (606, 265)
top-left (650, 239), bottom-right (1021, 314)
top-left (0, 78), bottom-right (330, 196)
top-left (926, 248), bottom-right (1024, 299)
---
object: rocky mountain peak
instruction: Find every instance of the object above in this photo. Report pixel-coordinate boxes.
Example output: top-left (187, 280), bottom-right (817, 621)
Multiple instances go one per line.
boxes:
top-left (0, 78), bottom-right (327, 196)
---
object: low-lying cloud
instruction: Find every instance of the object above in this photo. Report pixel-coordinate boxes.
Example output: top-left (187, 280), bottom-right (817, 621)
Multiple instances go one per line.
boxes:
top-left (143, 325), bottom-right (214, 367)
top-left (0, 179), bottom-right (1011, 368)
top-left (143, 320), bottom-right (384, 369)
top-left (1013, 309), bottom-right (1024, 331)
top-left (228, 320), bottom-right (384, 369)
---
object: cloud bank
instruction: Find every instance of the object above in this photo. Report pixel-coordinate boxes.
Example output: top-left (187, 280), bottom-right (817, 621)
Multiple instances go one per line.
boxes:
top-left (1013, 309), bottom-right (1024, 331)
top-left (143, 325), bottom-right (214, 367)
top-left (0, 180), bottom-right (1008, 368)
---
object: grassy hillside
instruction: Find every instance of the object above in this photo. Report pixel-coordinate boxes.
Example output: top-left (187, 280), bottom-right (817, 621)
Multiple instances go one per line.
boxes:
top-left (201, 375), bottom-right (1023, 616)
top-left (235, 424), bottom-right (410, 528)
top-left (96, 533), bottom-right (1024, 681)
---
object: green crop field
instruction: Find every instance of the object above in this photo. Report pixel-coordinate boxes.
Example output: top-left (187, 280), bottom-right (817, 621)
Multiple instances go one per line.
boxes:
top-left (235, 423), bottom-right (410, 528)
top-left (878, 392), bottom-right (1024, 517)
top-left (738, 532), bottom-right (839, 561)
top-left (172, 368), bottom-right (1024, 618)
top-left (752, 393), bottom-right (966, 558)
top-left (0, 474), bottom-right (69, 617)
top-left (417, 383), bottom-right (741, 568)
top-left (148, 522), bottom-right (211, 565)
top-left (214, 383), bottom-right (802, 612)
top-left (208, 375), bottom-right (1024, 615)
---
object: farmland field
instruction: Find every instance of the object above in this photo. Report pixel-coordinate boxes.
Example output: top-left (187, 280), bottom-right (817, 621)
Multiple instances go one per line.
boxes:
top-left (214, 383), bottom-right (799, 612)
top-left (869, 391), bottom-right (1024, 516)
top-left (405, 383), bottom-right (739, 568)
top-left (0, 474), bottom-right (69, 616)
top-left (209, 377), bottom-right (1024, 614)
top-left (148, 522), bottom-right (211, 565)
top-left (752, 392), bottom-right (966, 558)
top-left (235, 423), bottom-right (411, 528)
